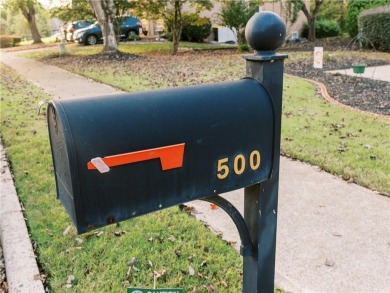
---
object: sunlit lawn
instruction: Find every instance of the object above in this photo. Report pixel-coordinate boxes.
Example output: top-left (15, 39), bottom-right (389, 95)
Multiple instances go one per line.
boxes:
top-left (1, 40), bottom-right (389, 292)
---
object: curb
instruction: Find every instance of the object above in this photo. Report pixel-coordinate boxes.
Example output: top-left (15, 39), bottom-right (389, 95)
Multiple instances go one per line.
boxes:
top-left (0, 142), bottom-right (45, 293)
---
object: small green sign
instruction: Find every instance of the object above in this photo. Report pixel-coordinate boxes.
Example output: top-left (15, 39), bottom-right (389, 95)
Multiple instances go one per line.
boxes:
top-left (127, 288), bottom-right (183, 293)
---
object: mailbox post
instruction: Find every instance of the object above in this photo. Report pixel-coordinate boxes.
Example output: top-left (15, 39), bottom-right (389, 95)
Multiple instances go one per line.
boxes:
top-left (242, 12), bottom-right (287, 292)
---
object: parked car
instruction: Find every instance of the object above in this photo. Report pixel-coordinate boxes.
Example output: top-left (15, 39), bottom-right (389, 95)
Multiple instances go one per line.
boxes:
top-left (64, 21), bottom-right (94, 42)
top-left (74, 16), bottom-right (142, 45)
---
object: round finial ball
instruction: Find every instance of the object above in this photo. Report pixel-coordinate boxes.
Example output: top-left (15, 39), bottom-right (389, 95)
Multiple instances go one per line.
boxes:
top-left (245, 11), bottom-right (286, 52)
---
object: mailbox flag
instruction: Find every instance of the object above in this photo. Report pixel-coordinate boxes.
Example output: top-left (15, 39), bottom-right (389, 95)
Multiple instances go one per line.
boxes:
top-left (87, 143), bottom-right (185, 172)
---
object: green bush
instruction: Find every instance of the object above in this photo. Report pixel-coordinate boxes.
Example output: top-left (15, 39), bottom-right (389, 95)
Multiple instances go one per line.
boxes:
top-left (166, 13), bottom-right (211, 43)
top-left (0, 35), bottom-right (21, 48)
top-left (359, 5), bottom-right (390, 51)
top-left (237, 43), bottom-right (250, 52)
top-left (345, 0), bottom-right (389, 37)
top-left (302, 20), bottom-right (341, 39)
top-left (181, 17), bottom-right (211, 43)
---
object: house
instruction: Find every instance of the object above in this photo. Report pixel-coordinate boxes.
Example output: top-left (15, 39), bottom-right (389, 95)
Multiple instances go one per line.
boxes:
top-left (142, 0), bottom-right (309, 42)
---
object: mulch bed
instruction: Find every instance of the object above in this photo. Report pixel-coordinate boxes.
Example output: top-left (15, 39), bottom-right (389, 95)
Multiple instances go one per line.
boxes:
top-left (279, 38), bottom-right (390, 116)
top-left (285, 57), bottom-right (390, 116)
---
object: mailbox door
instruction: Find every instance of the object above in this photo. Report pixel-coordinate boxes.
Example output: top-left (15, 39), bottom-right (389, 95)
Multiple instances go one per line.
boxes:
top-left (48, 78), bottom-right (275, 233)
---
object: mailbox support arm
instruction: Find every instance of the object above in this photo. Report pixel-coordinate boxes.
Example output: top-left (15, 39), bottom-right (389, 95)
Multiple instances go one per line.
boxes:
top-left (201, 195), bottom-right (254, 257)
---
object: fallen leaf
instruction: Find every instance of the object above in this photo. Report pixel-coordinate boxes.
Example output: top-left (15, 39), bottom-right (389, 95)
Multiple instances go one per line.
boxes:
top-left (167, 235), bottom-right (175, 242)
top-left (189, 265), bottom-right (195, 276)
top-left (154, 269), bottom-right (166, 279)
top-left (128, 257), bottom-right (137, 266)
top-left (95, 231), bottom-right (104, 237)
top-left (66, 275), bottom-right (75, 284)
top-left (75, 238), bottom-right (83, 244)
top-left (325, 259), bottom-right (335, 267)
top-left (114, 230), bottom-right (125, 237)
top-left (209, 203), bottom-right (218, 210)
top-left (63, 225), bottom-right (71, 236)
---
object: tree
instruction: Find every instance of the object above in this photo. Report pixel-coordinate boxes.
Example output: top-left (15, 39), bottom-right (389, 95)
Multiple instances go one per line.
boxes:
top-left (50, 0), bottom-right (95, 22)
top-left (4, 0), bottom-right (42, 43)
top-left (52, 0), bottom-right (136, 53)
top-left (136, 0), bottom-right (213, 55)
top-left (285, 0), bottom-right (325, 41)
top-left (220, 0), bottom-right (262, 45)
top-left (316, 0), bottom-right (347, 31)
top-left (87, 0), bottom-right (117, 53)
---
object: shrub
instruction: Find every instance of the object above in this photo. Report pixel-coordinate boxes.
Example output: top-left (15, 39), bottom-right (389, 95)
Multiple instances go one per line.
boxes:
top-left (345, 0), bottom-right (389, 37)
top-left (237, 43), bottom-right (250, 52)
top-left (359, 5), bottom-right (390, 51)
top-left (166, 13), bottom-right (211, 43)
top-left (181, 16), bottom-right (211, 43)
top-left (302, 20), bottom-right (341, 39)
top-left (0, 35), bottom-right (21, 48)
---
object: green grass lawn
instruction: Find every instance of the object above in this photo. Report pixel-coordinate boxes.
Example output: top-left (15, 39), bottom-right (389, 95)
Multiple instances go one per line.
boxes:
top-left (21, 46), bottom-right (390, 193)
top-left (0, 63), bottom-right (244, 292)
top-left (1, 42), bottom-right (389, 292)
top-left (281, 77), bottom-right (389, 193)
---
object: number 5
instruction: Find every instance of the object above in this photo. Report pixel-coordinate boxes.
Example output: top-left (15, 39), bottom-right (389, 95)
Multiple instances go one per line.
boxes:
top-left (217, 157), bottom-right (229, 179)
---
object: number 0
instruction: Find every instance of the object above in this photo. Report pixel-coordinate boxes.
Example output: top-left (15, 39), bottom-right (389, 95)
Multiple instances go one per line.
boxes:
top-left (234, 154), bottom-right (245, 175)
top-left (249, 150), bottom-right (261, 170)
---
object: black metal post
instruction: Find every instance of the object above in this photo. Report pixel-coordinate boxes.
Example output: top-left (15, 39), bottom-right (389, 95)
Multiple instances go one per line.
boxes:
top-left (242, 12), bottom-right (288, 293)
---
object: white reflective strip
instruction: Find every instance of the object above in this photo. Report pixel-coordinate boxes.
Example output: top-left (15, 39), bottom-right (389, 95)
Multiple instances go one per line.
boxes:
top-left (91, 157), bottom-right (110, 173)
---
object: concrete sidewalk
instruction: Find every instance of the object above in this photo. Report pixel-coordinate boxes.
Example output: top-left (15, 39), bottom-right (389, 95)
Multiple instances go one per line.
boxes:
top-left (327, 65), bottom-right (390, 82)
top-left (1, 50), bottom-right (389, 293)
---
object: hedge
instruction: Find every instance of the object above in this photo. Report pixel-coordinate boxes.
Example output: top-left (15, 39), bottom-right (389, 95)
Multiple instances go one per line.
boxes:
top-left (181, 18), bottom-right (211, 43)
top-left (358, 5), bottom-right (390, 51)
top-left (166, 13), bottom-right (211, 43)
top-left (345, 0), bottom-right (389, 37)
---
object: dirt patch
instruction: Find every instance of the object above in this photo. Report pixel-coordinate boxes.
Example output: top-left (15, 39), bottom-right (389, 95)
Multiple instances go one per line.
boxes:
top-left (41, 51), bottom-right (147, 67)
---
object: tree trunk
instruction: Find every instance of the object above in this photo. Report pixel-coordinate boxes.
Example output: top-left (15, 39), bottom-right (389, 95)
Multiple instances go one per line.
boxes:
top-left (88, 0), bottom-right (118, 53)
top-left (307, 18), bottom-right (316, 41)
top-left (21, 5), bottom-right (42, 44)
top-left (171, 0), bottom-right (182, 55)
top-left (300, 0), bottom-right (324, 42)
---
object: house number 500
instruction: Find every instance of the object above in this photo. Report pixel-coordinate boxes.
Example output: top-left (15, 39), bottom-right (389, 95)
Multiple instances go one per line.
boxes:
top-left (216, 150), bottom-right (261, 180)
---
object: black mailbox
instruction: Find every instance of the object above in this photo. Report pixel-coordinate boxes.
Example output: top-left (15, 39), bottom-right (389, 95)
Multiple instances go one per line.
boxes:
top-left (47, 78), bottom-right (275, 233)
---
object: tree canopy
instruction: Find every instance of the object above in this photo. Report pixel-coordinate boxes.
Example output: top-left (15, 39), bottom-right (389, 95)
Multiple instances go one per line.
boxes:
top-left (285, 0), bottom-right (325, 41)
top-left (3, 0), bottom-right (43, 43)
top-left (220, 0), bottom-right (262, 45)
top-left (136, 0), bottom-right (213, 55)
